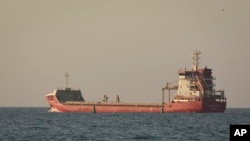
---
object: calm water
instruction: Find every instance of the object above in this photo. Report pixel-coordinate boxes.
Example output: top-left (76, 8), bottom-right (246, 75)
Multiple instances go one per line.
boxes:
top-left (0, 108), bottom-right (249, 141)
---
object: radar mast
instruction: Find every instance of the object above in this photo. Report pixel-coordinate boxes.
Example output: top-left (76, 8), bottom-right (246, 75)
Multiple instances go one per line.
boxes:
top-left (192, 49), bottom-right (201, 71)
top-left (65, 72), bottom-right (69, 89)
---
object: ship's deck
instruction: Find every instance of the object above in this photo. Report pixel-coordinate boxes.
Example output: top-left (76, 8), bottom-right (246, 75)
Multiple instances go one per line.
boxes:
top-left (63, 101), bottom-right (163, 107)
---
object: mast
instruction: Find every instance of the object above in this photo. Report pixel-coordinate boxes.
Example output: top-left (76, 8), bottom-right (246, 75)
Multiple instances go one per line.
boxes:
top-left (192, 49), bottom-right (201, 71)
top-left (65, 72), bottom-right (69, 89)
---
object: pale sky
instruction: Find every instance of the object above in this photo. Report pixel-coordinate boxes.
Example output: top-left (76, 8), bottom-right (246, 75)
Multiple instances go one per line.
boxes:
top-left (0, 0), bottom-right (250, 108)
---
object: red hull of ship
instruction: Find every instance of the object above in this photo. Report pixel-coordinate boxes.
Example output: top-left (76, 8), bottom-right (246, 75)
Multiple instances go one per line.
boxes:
top-left (164, 100), bottom-right (226, 113)
top-left (95, 105), bottom-right (162, 113)
top-left (47, 97), bottom-right (226, 113)
top-left (47, 101), bottom-right (163, 113)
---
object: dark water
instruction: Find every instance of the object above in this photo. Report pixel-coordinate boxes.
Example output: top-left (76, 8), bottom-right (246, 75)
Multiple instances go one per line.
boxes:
top-left (0, 108), bottom-right (249, 141)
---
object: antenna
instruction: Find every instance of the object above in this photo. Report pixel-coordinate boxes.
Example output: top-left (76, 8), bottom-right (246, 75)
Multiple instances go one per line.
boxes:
top-left (192, 49), bottom-right (201, 71)
top-left (65, 72), bottom-right (69, 88)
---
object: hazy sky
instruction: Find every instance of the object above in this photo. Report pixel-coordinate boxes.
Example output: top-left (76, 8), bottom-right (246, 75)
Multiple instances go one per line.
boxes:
top-left (1, 0), bottom-right (250, 108)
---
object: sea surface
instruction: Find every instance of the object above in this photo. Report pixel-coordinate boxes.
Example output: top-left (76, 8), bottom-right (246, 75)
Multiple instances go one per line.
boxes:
top-left (0, 108), bottom-right (249, 141)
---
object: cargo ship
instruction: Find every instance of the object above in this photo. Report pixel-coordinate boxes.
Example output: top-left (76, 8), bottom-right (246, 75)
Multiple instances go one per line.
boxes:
top-left (46, 50), bottom-right (226, 113)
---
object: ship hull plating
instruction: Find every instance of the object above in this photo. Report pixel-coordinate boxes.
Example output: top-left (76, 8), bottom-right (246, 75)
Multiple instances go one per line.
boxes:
top-left (164, 100), bottom-right (226, 113)
top-left (47, 98), bottom-right (163, 113)
top-left (47, 96), bottom-right (226, 113)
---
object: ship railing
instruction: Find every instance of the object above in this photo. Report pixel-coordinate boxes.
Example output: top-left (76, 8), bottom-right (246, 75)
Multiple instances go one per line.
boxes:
top-left (178, 69), bottom-right (186, 74)
top-left (204, 76), bottom-right (216, 80)
top-left (172, 98), bottom-right (200, 103)
top-left (177, 68), bottom-right (193, 74)
top-left (56, 88), bottom-right (80, 90)
top-left (205, 81), bottom-right (216, 86)
top-left (211, 95), bottom-right (224, 99)
top-left (212, 90), bottom-right (225, 98)
top-left (63, 101), bottom-right (163, 106)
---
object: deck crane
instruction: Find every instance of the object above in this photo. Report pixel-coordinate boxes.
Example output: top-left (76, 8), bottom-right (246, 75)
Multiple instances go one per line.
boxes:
top-left (162, 80), bottom-right (178, 105)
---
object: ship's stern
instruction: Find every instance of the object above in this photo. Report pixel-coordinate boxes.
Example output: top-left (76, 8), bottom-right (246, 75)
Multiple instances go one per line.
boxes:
top-left (202, 99), bottom-right (227, 112)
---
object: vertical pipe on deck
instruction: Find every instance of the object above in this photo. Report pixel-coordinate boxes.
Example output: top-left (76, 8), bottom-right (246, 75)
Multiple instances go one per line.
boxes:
top-left (168, 89), bottom-right (171, 103)
top-left (162, 88), bottom-right (164, 105)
